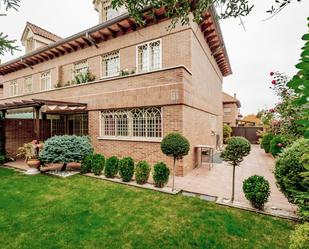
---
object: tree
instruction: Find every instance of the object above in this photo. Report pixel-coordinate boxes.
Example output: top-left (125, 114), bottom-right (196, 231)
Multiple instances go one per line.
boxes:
top-left (221, 136), bottom-right (251, 202)
top-left (287, 17), bottom-right (309, 138)
top-left (0, 0), bottom-right (20, 55)
top-left (161, 132), bottom-right (190, 191)
top-left (111, 0), bottom-right (299, 29)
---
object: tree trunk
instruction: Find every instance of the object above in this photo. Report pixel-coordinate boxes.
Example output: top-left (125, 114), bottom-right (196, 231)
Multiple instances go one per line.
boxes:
top-left (231, 165), bottom-right (236, 202)
top-left (172, 157), bottom-right (176, 192)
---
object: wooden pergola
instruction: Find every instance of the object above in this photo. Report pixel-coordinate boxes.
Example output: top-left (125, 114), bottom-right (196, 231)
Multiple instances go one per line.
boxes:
top-left (0, 99), bottom-right (87, 141)
top-left (0, 6), bottom-right (231, 76)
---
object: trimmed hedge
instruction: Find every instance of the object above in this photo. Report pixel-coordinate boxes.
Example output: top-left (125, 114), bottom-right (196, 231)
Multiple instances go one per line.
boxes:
top-left (135, 161), bottom-right (151, 185)
top-left (261, 133), bottom-right (275, 153)
top-left (119, 157), bottom-right (134, 182)
top-left (92, 154), bottom-right (105, 176)
top-left (104, 156), bottom-right (119, 178)
top-left (39, 135), bottom-right (93, 163)
top-left (81, 154), bottom-right (93, 174)
top-left (0, 154), bottom-right (9, 165)
top-left (269, 136), bottom-right (285, 157)
top-left (275, 138), bottom-right (309, 221)
top-left (243, 175), bottom-right (270, 210)
top-left (153, 162), bottom-right (170, 188)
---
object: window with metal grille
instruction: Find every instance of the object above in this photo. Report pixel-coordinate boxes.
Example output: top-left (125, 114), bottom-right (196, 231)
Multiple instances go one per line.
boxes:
top-left (73, 60), bottom-right (88, 76)
top-left (9, 80), bottom-right (18, 97)
top-left (137, 40), bottom-right (161, 73)
top-left (100, 107), bottom-right (162, 140)
top-left (102, 0), bottom-right (119, 21)
top-left (102, 51), bottom-right (120, 78)
top-left (24, 76), bottom-right (33, 93)
top-left (40, 71), bottom-right (51, 91)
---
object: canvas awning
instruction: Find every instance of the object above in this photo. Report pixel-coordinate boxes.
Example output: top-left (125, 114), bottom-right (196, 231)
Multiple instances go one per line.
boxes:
top-left (0, 99), bottom-right (87, 112)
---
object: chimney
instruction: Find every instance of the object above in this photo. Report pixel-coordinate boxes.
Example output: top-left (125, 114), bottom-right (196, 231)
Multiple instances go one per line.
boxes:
top-left (234, 93), bottom-right (237, 99)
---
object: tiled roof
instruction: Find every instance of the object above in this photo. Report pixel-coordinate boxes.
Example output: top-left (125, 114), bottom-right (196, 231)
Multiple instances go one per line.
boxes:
top-left (223, 92), bottom-right (241, 107)
top-left (26, 22), bottom-right (62, 42)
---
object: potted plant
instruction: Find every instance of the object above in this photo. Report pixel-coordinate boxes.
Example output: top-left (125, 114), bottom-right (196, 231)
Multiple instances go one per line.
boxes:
top-left (17, 140), bottom-right (43, 169)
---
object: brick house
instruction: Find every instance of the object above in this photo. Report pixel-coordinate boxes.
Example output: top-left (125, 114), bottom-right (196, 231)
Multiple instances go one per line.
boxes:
top-left (222, 92), bottom-right (241, 127)
top-left (0, 2), bottom-right (231, 176)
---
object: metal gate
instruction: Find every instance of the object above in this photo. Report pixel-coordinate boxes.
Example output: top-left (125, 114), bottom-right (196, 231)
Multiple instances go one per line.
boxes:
top-left (231, 127), bottom-right (263, 144)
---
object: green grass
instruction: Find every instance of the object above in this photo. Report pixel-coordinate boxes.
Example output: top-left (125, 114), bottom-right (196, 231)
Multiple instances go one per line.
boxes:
top-left (0, 168), bottom-right (294, 249)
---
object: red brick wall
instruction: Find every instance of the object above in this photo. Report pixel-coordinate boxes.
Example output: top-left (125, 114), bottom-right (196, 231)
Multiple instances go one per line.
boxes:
top-left (4, 119), bottom-right (51, 156)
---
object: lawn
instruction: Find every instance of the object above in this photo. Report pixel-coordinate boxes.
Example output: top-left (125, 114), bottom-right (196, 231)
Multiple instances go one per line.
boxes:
top-left (0, 168), bottom-right (294, 249)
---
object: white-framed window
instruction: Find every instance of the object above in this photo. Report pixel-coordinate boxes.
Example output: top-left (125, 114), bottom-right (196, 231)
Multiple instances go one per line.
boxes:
top-left (137, 40), bottom-right (162, 73)
top-left (9, 80), bottom-right (18, 97)
top-left (100, 107), bottom-right (162, 140)
top-left (73, 60), bottom-right (88, 77)
top-left (102, 0), bottom-right (119, 21)
top-left (102, 51), bottom-right (120, 78)
top-left (224, 107), bottom-right (232, 115)
top-left (24, 76), bottom-right (33, 93)
top-left (40, 71), bottom-right (52, 91)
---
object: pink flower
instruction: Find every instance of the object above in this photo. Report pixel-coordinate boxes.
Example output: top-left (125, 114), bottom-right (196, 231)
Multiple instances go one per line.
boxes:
top-left (277, 143), bottom-right (283, 148)
top-left (271, 80), bottom-right (276, 85)
top-left (270, 72), bottom-right (274, 76)
top-left (269, 108), bottom-right (275, 113)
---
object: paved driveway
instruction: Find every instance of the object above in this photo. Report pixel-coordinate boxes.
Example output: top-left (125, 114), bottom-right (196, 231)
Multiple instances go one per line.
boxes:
top-left (171, 145), bottom-right (297, 213)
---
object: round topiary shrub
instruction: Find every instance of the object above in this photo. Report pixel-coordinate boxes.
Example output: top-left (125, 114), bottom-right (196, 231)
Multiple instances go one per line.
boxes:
top-left (153, 162), bottom-right (170, 188)
top-left (261, 133), bottom-right (274, 153)
top-left (289, 223), bottom-right (309, 249)
top-left (161, 133), bottom-right (190, 160)
top-left (81, 154), bottom-right (93, 174)
top-left (119, 157), bottom-right (134, 182)
top-left (92, 154), bottom-right (105, 176)
top-left (39, 135), bottom-right (93, 164)
top-left (269, 136), bottom-right (285, 157)
top-left (104, 156), bottom-right (119, 178)
top-left (243, 175), bottom-right (270, 210)
top-left (135, 160), bottom-right (151, 185)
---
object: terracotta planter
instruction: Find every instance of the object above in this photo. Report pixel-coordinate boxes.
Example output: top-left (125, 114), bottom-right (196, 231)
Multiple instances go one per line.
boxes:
top-left (67, 162), bottom-right (81, 169)
top-left (27, 159), bottom-right (41, 168)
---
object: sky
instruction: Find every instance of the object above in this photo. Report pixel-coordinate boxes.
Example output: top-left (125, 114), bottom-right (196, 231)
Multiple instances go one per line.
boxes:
top-left (0, 0), bottom-right (308, 115)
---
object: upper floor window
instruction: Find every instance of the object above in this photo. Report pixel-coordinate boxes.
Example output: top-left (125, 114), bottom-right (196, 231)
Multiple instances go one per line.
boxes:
top-left (9, 80), bottom-right (18, 97)
top-left (102, 0), bottom-right (119, 21)
top-left (41, 71), bottom-right (52, 91)
top-left (24, 76), bottom-right (33, 93)
top-left (137, 40), bottom-right (161, 73)
top-left (100, 107), bottom-right (162, 140)
top-left (102, 51), bottom-right (120, 78)
top-left (224, 108), bottom-right (232, 115)
top-left (73, 60), bottom-right (88, 76)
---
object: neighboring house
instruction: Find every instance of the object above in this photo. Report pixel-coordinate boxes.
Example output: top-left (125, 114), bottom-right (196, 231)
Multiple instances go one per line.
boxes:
top-left (222, 92), bottom-right (241, 127)
top-left (0, 2), bottom-right (231, 176)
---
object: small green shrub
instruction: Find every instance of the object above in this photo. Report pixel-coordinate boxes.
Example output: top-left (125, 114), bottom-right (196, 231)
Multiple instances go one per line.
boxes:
top-left (135, 160), bottom-right (151, 185)
top-left (153, 162), bottom-right (170, 188)
top-left (289, 223), bottom-right (309, 249)
top-left (243, 175), bottom-right (270, 210)
top-left (261, 133), bottom-right (275, 153)
top-left (39, 135), bottom-right (93, 163)
top-left (270, 136), bottom-right (285, 157)
top-left (104, 156), bottom-right (119, 178)
top-left (92, 154), bottom-right (105, 176)
top-left (0, 154), bottom-right (10, 165)
top-left (223, 124), bottom-right (232, 143)
top-left (81, 154), bottom-right (93, 174)
top-left (119, 157), bottom-right (134, 182)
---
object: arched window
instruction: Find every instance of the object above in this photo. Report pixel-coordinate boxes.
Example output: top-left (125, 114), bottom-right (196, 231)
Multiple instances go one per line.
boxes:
top-left (100, 107), bottom-right (162, 140)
